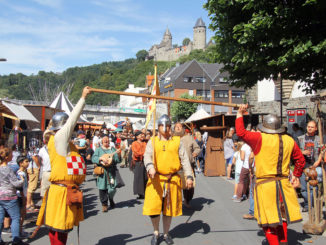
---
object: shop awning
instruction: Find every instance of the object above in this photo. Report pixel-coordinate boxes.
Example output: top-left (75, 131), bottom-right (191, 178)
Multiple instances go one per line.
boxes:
top-left (0, 101), bottom-right (39, 122)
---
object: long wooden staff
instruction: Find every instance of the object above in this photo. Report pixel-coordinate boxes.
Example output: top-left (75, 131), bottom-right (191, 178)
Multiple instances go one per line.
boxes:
top-left (89, 87), bottom-right (243, 108)
top-left (152, 64), bottom-right (157, 167)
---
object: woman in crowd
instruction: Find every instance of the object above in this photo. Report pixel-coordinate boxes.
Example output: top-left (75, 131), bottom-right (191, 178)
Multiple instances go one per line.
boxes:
top-left (232, 141), bottom-right (243, 199)
top-left (195, 131), bottom-right (205, 173)
top-left (131, 131), bottom-right (147, 199)
top-left (92, 135), bottom-right (120, 212)
top-left (0, 147), bottom-right (26, 245)
top-left (223, 128), bottom-right (235, 180)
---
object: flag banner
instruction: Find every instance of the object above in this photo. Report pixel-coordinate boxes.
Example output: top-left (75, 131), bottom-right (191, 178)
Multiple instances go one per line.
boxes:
top-left (145, 65), bottom-right (160, 128)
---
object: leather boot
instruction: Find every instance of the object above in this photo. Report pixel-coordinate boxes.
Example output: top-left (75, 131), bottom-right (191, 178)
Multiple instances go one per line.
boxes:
top-left (109, 198), bottom-right (115, 209)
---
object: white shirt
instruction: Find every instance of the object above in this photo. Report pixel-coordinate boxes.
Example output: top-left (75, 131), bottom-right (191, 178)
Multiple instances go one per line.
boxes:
top-left (92, 135), bottom-right (100, 151)
top-left (233, 151), bottom-right (243, 174)
top-left (241, 143), bottom-right (252, 169)
top-left (39, 145), bottom-right (51, 172)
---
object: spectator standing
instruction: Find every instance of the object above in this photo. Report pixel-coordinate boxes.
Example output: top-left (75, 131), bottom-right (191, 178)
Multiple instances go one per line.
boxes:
top-left (16, 156), bottom-right (29, 238)
top-left (26, 147), bottom-right (40, 212)
top-left (234, 143), bottom-right (253, 202)
top-left (297, 120), bottom-right (322, 212)
top-left (131, 131), bottom-right (147, 199)
top-left (0, 147), bottom-right (26, 245)
top-left (224, 128), bottom-right (235, 180)
top-left (38, 133), bottom-right (51, 198)
top-left (232, 141), bottom-right (243, 199)
top-left (92, 130), bottom-right (100, 151)
top-left (195, 131), bottom-right (205, 173)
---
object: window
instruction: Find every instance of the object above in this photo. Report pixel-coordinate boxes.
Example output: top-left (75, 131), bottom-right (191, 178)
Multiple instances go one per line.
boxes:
top-left (232, 91), bottom-right (245, 98)
top-left (195, 77), bottom-right (206, 83)
top-left (219, 77), bottom-right (227, 83)
top-left (215, 90), bottom-right (229, 98)
top-left (183, 76), bottom-right (193, 83)
top-left (196, 90), bottom-right (211, 100)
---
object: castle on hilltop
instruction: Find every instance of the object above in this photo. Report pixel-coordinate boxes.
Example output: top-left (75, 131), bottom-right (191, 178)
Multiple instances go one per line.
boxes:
top-left (147, 18), bottom-right (207, 62)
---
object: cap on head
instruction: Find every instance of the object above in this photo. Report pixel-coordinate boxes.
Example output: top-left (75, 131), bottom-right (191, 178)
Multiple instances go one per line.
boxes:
top-left (50, 112), bottom-right (69, 131)
top-left (257, 114), bottom-right (285, 134)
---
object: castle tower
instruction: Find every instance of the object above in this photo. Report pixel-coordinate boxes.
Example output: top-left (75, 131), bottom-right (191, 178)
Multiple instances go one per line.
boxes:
top-left (161, 27), bottom-right (172, 49)
top-left (193, 18), bottom-right (206, 50)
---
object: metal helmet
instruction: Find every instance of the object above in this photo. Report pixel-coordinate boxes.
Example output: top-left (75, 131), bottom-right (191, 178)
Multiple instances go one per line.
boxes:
top-left (257, 114), bottom-right (285, 134)
top-left (158, 114), bottom-right (172, 133)
top-left (50, 112), bottom-right (69, 131)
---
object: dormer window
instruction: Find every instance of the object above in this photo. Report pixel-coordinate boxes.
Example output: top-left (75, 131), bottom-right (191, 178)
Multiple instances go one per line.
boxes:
top-left (183, 76), bottom-right (193, 83)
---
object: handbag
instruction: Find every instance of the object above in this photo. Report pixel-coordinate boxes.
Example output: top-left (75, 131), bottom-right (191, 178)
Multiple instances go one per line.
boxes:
top-left (66, 185), bottom-right (83, 206)
top-left (114, 168), bottom-right (125, 188)
top-left (93, 166), bottom-right (104, 175)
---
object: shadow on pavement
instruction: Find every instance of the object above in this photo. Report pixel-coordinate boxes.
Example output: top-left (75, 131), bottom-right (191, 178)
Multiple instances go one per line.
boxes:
top-left (84, 193), bottom-right (99, 219)
top-left (115, 199), bottom-right (142, 209)
top-left (26, 226), bottom-right (49, 243)
top-left (258, 228), bottom-right (312, 245)
top-left (97, 233), bottom-right (153, 245)
top-left (170, 220), bottom-right (210, 238)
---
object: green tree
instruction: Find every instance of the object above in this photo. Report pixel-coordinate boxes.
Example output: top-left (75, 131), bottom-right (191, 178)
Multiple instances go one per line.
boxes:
top-left (205, 0), bottom-right (326, 93)
top-left (136, 49), bottom-right (148, 61)
top-left (170, 93), bottom-right (199, 122)
top-left (182, 37), bottom-right (191, 46)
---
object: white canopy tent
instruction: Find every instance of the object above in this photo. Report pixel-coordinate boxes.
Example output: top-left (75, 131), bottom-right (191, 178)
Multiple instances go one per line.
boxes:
top-left (49, 92), bottom-right (88, 122)
top-left (185, 108), bottom-right (210, 123)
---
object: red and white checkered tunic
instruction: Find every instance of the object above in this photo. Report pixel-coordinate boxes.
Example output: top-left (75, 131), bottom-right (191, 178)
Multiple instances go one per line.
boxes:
top-left (66, 156), bottom-right (86, 175)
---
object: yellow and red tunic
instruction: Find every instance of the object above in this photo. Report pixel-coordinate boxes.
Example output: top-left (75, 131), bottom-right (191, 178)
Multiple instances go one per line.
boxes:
top-left (235, 117), bottom-right (305, 226)
top-left (36, 135), bottom-right (86, 232)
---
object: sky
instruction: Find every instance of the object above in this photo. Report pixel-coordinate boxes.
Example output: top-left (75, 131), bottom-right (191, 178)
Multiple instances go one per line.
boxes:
top-left (0, 0), bottom-right (214, 75)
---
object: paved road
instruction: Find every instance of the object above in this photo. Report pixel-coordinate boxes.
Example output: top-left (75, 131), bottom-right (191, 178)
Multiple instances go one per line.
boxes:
top-left (4, 165), bottom-right (326, 245)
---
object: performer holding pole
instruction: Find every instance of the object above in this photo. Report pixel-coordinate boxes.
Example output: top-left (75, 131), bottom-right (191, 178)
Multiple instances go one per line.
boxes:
top-left (36, 87), bottom-right (91, 245)
top-left (235, 104), bottom-right (305, 245)
top-left (143, 114), bottom-right (193, 245)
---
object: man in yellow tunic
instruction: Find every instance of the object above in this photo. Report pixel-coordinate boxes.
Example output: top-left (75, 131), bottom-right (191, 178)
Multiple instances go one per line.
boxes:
top-left (235, 105), bottom-right (305, 245)
top-left (36, 87), bottom-right (91, 245)
top-left (143, 115), bottom-right (193, 245)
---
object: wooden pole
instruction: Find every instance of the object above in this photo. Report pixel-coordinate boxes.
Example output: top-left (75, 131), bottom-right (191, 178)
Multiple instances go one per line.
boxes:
top-left (89, 87), bottom-right (243, 108)
top-left (152, 64), bottom-right (157, 166)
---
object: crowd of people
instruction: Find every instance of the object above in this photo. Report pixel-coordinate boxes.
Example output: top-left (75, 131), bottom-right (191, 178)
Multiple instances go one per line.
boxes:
top-left (0, 88), bottom-right (325, 245)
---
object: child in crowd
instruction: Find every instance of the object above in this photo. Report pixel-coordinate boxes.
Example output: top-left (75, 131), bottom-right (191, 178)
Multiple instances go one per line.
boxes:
top-left (16, 156), bottom-right (29, 238)
top-left (232, 141), bottom-right (243, 200)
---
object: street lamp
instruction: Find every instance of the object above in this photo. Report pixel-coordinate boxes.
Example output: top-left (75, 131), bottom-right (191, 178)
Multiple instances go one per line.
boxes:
top-left (0, 58), bottom-right (6, 62)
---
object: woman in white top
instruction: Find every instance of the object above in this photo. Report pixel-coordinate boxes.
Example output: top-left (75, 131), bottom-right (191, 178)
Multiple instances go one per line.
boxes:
top-left (232, 141), bottom-right (243, 199)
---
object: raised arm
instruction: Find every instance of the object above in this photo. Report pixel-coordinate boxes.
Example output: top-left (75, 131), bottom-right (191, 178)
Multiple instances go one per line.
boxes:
top-left (54, 87), bottom-right (91, 156)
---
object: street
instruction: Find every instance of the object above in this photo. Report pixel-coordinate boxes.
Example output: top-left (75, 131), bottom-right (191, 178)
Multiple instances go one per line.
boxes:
top-left (6, 165), bottom-right (326, 245)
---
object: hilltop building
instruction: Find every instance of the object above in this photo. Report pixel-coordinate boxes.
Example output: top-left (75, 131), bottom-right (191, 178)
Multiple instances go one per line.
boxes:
top-left (148, 18), bottom-right (207, 62)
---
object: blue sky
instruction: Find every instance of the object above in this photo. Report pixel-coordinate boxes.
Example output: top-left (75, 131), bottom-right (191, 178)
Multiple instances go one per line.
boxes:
top-left (0, 0), bottom-right (214, 75)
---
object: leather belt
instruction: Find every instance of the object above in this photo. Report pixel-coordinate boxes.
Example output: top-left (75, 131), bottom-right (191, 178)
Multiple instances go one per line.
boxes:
top-left (157, 172), bottom-right (179, 210)
top-left (51, 180), bottom-right (77, 187)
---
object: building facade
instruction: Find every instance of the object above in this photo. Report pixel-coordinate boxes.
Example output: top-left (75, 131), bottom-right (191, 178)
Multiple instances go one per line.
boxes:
top-left (148, 18), bottom-right (207, 62)
top-left (158, 60), bottom-right (245, 115)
